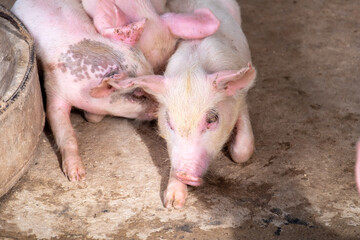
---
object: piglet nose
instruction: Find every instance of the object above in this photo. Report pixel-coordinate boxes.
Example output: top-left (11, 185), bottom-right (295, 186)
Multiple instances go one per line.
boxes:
top-left (175, 171), bottom-right (203, 186)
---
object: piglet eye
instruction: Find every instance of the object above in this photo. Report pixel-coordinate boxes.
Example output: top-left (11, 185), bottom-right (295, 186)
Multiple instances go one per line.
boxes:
top-left (206, 110), bottom-right (219, 129)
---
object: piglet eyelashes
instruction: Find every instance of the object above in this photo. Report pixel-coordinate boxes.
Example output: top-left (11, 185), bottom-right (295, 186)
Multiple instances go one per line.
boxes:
top-left (166, 111), bottom-right (174, 130)
top-left (206, 110), bottom-right (219, 123)
top-left (205, 109), bottom-right (219, 130)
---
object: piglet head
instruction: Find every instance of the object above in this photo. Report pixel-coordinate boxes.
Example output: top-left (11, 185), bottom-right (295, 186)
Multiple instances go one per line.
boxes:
top-left (163, 64), bottom-right (256, 186)
top-left (92, 64), bottom-right (256, 186)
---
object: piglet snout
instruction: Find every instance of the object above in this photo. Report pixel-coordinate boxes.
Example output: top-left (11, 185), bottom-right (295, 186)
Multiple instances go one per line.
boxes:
top-left (172, 151), bottom-right (209, 186)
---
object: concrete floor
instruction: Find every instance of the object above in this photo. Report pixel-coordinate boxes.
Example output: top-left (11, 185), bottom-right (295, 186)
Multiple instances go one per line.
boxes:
top-left (1, 0), bottom-right (360, 239)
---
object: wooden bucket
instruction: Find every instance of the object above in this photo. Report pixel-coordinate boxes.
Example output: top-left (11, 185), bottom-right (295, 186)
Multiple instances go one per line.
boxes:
top-left (0, 5), bottom-right (45, 198)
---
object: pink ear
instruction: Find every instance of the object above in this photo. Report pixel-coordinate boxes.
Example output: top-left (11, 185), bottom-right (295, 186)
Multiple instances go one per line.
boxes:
top-left (209, 63), bottom-right (256, 96)
top-left (93, 0), bottom-right (145, 45)
top-left (93, 0), bottom-right (127, 33)
top-left (90, 72), bottom-right (128, 98)
top-left (90, 74), bottom-right (165, 98)
top-left (108, 75), bottom-right (166, 97)
top-left (161, 8), bottom-right (220, 39)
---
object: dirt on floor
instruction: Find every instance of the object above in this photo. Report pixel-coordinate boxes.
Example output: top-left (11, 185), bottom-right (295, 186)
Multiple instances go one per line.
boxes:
top-left (1, 0), bottom-right (360, 239)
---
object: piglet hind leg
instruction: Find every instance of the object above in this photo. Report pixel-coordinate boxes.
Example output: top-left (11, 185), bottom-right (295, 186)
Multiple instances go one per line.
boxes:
top-left (47, 96), bottom-right (86, 181)
top-left (229, 107), bottom-right (255, 163)
top-left (164, 169), bottom-right (188, 209)
top-left (84, 111), bottom-right (105, 123)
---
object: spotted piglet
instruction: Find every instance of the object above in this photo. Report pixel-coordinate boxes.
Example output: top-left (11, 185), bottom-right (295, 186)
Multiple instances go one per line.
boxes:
top-left (11, 0), bottom-right (220, 181)
top-left (92, 0), bottom-right (257, 208)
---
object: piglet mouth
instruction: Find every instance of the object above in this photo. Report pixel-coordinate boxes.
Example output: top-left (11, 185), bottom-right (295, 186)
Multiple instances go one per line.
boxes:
top-left (175, 171), bottom-right (203, 186)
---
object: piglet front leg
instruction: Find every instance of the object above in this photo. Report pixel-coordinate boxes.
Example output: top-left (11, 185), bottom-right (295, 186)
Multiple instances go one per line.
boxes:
top-left (164, 169), bottom-right (188, 209)
top-left (229, 106), bottom-right (254, 163)
top-left (47, 95), bottom-right (86, 181)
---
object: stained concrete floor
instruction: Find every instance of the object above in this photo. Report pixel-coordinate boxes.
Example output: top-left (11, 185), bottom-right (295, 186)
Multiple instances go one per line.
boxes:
top-left (1, 0), bottom-right (360, 239)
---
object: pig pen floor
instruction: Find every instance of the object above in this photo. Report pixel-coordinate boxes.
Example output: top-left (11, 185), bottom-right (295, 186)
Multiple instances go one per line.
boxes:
top-left (1, 0), bottom-right (360, 239)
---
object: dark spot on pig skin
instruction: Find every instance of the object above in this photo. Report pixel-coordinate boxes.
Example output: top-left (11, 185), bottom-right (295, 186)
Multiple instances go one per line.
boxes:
top-left (57, 63), bottom-right (67, 73)
top-left (57, 39), bottom-right (136, 81)
top-left (103, 68), bottom-right (121, 78)
top-left (45, 63), bottom-right (56, 72)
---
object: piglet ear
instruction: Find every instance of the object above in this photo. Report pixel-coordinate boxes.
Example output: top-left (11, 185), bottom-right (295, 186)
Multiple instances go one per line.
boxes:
top-left (90, 72), bottom-right (128, 98)
top-left (90, 74), bottom-right (166, 99)
top-left (161, 8), bottom-right (220, 39)
top-left (209, 63), bottom-right (256, 96)
top-left (108, 75), bottom-right (165, 97)
top-left (101, 19), bottom-right (147, 45)
top-left (92, 0), bottom-right (126, 33)
top-left (92, 0), bottom-right (146, 45)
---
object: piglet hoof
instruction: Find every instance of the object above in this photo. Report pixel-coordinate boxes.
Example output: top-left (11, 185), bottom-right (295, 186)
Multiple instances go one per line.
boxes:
top-left (84, 111), bottom-right (105, 123)
top-left (62, 158), bottom-right (86, 182)
top-left (164, 180), bottom-right (188, 209)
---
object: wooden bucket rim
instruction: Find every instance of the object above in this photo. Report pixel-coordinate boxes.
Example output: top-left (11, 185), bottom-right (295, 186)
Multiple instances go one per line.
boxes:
top-left (0, 4), bottom-right (36, 115)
